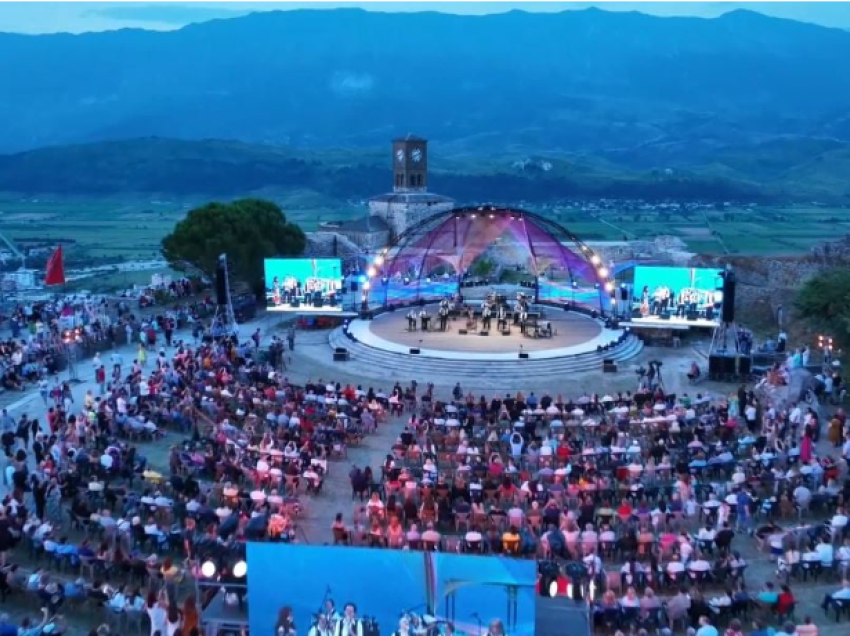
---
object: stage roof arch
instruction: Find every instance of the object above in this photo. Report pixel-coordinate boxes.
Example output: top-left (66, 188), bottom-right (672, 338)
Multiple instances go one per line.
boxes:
top-left (364, 205), bottom-right (616, 311)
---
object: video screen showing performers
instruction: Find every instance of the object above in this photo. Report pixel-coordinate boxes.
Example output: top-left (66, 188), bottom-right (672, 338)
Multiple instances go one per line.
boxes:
top-left (247, 544), bottom-right (537, 636)
top-left (632, 265), bottom-right (723, 324)
top-left (264, 258), bottom-right (343, 312)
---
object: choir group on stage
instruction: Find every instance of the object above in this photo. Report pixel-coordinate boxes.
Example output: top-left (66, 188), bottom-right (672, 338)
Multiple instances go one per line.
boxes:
top-left (637, 284), bottom-right (720, 319)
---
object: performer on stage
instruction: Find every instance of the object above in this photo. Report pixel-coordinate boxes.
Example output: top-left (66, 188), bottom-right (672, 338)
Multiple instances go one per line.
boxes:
top-left (482, 304), bottom-right (492, 330)
top-left (323, 600), bottom-right (342, 630)
top-left (676, 289), bottom-right (687, 318)
top-left (497, 304), bottom-right (507, 331)
top-left (518, 301), bottom-right (528, 326)
top-left (392, 616), bottom-right (412, 636)
top-left (276, 607), bottom-right (297, 636)
top-left (419, 308), bottom-right (430, 332)
top-left (640, 286), bottom-right (650, 317)
top-left (335, 603), bottom-right (364, 636)
top-left (483, 619), bottom-right (506, 636)
top-left (407, 309), bottom-right (418, 331)
top-left (438, 305), bottom-right (449, 331)
top-left (309, 615), bottom-right (333, 636)
top-left (688, 289), bottom-right (699, 314)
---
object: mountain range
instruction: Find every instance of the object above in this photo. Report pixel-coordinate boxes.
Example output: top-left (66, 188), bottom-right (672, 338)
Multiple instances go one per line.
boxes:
top-left (1, 8), bottom-right (850, 201)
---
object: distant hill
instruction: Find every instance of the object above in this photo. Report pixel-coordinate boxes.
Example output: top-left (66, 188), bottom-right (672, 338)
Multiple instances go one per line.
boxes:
top-left (2, 136), bottom-right (846, 204)
top-left (2, 7), bottom-right (850, 163)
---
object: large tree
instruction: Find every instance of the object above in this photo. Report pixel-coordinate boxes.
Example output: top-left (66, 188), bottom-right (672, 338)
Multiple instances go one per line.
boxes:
top-left (794, 268), bottom-right (850, 349)
top-left (162, 198), bottom-right (305, 292)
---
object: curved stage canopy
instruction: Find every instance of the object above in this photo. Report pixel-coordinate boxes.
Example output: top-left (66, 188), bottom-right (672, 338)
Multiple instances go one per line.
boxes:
top-left (362, 206), bottom-right (616, 313)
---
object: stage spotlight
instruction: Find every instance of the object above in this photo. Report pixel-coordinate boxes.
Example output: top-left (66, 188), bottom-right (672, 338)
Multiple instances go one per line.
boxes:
top-left (594, 282), bottom-right (600, 290)
top-left (488, 214), bottom-right (495, 219)
top-left (571, 280), bottom-right (578, 289)
top-left (233, 560), bottom-right (247, 578)
top-left (382, 276), bottom-right (389, 285)
top-left (363, 281), bottom-right (371, 290)
top-left (548, 580), bottom-right (559, 597)
top-left (591, 254), bottom-right (601, 265)
top-left (201, 561), bottom-right (216, 578)
top-left (374, 255), bottom-right (384, 266)
top-left (358, 275), bottom-right (366, 284)
top-left (367, 266), bottom-right (377, 278)
top-left (598, 267), bottom-right (609, 278)
top-left (425, 277), bottom-right (432, 284)
top-left (605, 282), bottom-right (614, 293)
top-left (471, 214), bottom-right (477, 219)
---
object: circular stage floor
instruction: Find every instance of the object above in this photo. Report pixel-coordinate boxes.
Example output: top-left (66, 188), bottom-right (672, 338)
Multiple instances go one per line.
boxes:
top-left (347, 304), bottom-right (619, 361)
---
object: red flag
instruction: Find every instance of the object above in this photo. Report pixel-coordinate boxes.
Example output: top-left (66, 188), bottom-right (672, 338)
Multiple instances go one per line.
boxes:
top-left (44, 245), bottom-right (65, 286)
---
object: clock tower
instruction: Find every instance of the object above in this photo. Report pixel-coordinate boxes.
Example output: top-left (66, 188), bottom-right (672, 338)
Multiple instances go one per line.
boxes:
top-left (392, 134), bottom-right (428, 192)
top-left (368, 134), bottom-right (454, 239)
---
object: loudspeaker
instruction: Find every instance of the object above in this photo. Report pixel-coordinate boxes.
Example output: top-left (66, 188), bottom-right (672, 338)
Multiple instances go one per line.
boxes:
top-left (708, 354), bottom-right (724, 380)
top-left (501, 330), bottom-right (510, 336)
top-left (314, 297), bottom-right (324, 308)
top-left (410, 348), bottom-right (421, 355)
top-left (291, 298), bottom-right (300, 308)
top-left (329, 296), bottom-right (337, 307)
top-left (458, 329), bottom-right (468, 335)
top-left (687, 312), bottom-right (698, 321)
top-left (591, 310), bottom-right (598, 319)
top-left (721, 355), bottom-right (736, 376)
top-left (519, 352), bottom-right (529, 359)
top-left (603, 361), bottom-right (618, 373)
top-left (706, 307), bottom-right (714, 320)
top-left (479, 330), bottom-right (489, 336)
top-left (722, 271), bottom-right (736, 323)
top-left (620, 286), bottom-right (629, 301)
top-left (216, 265), bottom-right (227, 306)
top-left (660, 313), bottom-right (670, 320)
top-left (738, 355), bottom-right (752, 376)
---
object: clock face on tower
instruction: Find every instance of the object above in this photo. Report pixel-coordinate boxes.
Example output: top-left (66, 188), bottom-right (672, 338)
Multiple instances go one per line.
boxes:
top-left (411, 148), bottom-right (423, 163)
top-left (396, 149), bottom-right (405, 164)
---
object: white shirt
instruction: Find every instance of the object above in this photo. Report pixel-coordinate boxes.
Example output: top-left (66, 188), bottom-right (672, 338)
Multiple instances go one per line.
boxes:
top-left (147, 604), bottom-right (167, 636)
top-left (816, 543), bottom-right (834, 565)
top-left (335, 618), bottom-right (364, 636)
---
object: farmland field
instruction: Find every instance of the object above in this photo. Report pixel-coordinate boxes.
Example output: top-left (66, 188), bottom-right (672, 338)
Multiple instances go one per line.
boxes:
top-left (0, 196), bottom-right (846, 270)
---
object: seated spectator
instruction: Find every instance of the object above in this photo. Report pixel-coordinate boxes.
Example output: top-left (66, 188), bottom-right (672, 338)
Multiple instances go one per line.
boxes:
top-left (665, 588), bottom-right (691, 625)
top-left (821, 579), bottom-right (850, 612)
top-left (796, 616), bottom-right (818, 636)
top-left (776, 585), bottom-right (795, 616)
top-left (620, 586), bottom-right (640, 608)
top-left (755, 582), bottom-right (779, 608)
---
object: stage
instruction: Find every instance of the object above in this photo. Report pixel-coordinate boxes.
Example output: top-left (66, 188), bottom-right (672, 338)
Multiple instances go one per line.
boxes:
top-left (347, 304), bottom-right (623, 361)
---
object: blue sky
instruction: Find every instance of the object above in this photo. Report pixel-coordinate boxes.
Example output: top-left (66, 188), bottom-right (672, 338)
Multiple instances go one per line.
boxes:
top-left (1, 2), bottom-right (850, 34)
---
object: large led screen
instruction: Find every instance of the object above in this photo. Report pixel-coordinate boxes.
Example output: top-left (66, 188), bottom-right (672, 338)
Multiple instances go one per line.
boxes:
top-left (264, 258), bottom-right (343, 312)
top-left (247, 543), bottom-right (536, 636)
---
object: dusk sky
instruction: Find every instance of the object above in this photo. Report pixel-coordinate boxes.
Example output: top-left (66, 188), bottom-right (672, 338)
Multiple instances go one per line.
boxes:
top-left (2, 1), bottom-right (850, 34)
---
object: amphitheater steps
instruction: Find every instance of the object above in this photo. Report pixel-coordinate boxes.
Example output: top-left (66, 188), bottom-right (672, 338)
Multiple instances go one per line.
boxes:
top-left (327, 328), bottom-right (644, 380)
